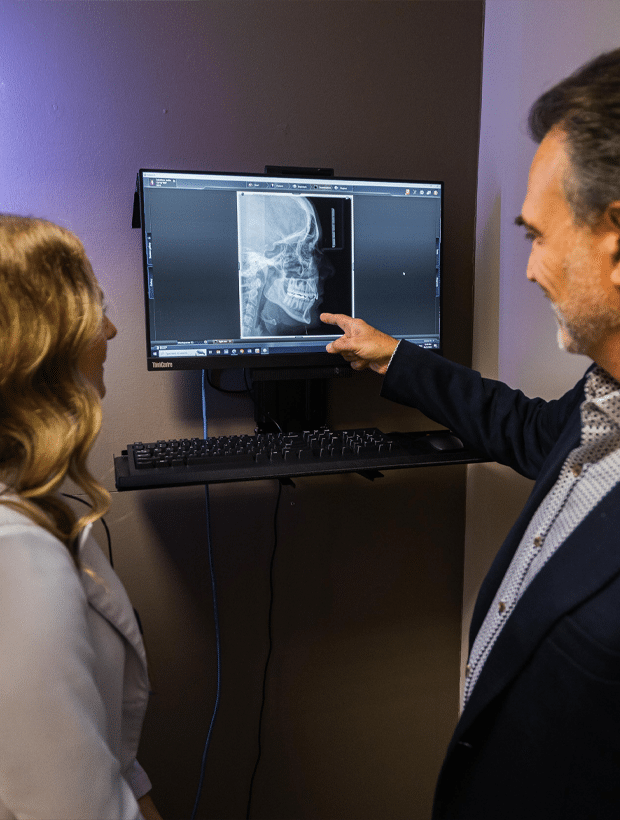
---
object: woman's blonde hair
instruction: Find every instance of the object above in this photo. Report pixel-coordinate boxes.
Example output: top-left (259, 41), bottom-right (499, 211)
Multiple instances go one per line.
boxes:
top-left (0, 214), bottom-right (110, 557)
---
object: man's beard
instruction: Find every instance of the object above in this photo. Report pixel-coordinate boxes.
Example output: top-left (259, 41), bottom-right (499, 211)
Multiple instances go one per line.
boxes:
top-left (551, 245), bottom-right (620, 356)
top-left (551, 301), bottom-right (620, 355)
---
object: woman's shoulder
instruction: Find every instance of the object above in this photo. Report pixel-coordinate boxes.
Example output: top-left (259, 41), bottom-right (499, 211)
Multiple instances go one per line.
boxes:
top-left (0, 499), bottom-right (90, 661)
top-left (0, 499), bottom-right (42, 528)
top-left (0, 498), bottom-right (78, 582)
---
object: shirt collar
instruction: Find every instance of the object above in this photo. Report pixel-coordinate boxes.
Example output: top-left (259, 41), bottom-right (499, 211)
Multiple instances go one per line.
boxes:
top-left (581, 365), bottom-right (620, 444)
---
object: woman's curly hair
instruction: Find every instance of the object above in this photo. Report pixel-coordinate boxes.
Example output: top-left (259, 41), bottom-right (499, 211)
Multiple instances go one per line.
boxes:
top-left (0, 214), bottom-right (110, 557)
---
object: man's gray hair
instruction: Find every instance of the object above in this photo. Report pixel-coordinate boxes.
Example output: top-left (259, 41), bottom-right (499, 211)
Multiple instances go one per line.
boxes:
top-left (529, 48), bottom-right (620, 227)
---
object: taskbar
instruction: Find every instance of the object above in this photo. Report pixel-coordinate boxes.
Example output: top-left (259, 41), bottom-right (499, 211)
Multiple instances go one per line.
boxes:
top-left (151, 336), bottom-right (440, 359)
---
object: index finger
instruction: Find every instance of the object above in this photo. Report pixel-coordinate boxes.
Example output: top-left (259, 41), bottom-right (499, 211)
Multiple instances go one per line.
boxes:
top-left (320, 313), bottom-right (354, 334)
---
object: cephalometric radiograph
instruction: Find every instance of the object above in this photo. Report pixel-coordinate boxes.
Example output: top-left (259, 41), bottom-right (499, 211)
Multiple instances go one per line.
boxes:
top-left (238, 193), bottom-right (334, 336)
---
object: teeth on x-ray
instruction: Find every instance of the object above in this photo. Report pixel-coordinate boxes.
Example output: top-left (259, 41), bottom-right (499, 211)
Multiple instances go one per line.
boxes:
top-left (238, 193), bottom-right (330, 336)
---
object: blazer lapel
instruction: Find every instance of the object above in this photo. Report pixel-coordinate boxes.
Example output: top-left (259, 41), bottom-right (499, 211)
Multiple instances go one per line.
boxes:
top-left (469, 406), bottom-right (583, 642)
top-left (456, 482), bottom-right (620, 743)
top-left (78, 525), bottom-right (148, 671)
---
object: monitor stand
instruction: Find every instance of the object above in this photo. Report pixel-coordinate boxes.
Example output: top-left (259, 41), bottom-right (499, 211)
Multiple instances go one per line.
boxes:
top-left (250, 165), bottom-right (343, 434)
top-left (250, 366), bottom-right (351, 433)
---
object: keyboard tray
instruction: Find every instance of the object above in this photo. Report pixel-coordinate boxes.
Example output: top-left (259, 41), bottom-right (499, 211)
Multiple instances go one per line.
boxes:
top-left (114, 428), bottom-right (487, 490)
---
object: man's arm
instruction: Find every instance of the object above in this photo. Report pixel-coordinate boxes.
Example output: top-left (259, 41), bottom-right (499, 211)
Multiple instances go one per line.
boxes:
top-left (321, 313), bottom-right (398, 375)
top-left (382, 336), bottom-right (587, 478)
top-left (322, 313), bottom-right (586, 478)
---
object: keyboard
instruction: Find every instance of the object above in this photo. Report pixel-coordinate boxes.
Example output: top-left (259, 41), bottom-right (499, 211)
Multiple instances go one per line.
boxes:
top-left (114, 427), bottom-right (486, 490)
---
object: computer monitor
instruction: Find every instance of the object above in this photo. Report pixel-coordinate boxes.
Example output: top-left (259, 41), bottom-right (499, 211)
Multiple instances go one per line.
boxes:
top-left (137, 168), bottom-right (442, 374)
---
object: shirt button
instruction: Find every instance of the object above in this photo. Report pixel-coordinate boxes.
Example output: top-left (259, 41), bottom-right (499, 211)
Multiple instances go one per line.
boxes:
top-left (466, 664), bottom-right (472, 677)
top-left (498, 601), bottom-right (507, 613)
top-left (571, 464), bottom-right (582, 477)
top-left (533, 535), bottom-right (543, 548)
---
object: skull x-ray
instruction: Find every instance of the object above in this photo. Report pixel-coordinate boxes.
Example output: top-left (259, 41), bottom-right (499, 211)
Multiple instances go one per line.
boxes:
top-left (238, 193), bottom-right (335, 337)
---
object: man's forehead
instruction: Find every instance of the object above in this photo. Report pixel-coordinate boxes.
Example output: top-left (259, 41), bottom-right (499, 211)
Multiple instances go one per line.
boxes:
top-left (529, 131), bottom-right (569, 184)
top-left (521, 131), bottom-right (572, 223)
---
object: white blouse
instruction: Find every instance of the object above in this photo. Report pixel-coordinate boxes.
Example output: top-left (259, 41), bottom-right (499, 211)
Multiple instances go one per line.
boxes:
top-left (0, 501), bottom-right (151, 819)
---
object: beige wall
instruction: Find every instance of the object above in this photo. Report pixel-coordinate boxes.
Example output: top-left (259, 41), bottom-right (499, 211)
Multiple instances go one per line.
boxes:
top-left (465, 0), bottom-right (620, 687)
top-left (2, 2), bottom-right (483, 818)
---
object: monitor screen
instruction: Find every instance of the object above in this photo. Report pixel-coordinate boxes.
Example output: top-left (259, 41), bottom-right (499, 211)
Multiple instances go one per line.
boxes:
top-left (138, 168), bottom-right (442, 371)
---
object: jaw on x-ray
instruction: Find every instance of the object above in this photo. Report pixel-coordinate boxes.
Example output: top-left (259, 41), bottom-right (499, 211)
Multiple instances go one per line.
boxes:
top-left (238, 193), bottom-right (334, 337)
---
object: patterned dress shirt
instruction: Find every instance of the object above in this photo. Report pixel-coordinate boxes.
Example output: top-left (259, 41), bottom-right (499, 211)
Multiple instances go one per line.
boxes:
top-left (463, 365), bottom-right (620, 706)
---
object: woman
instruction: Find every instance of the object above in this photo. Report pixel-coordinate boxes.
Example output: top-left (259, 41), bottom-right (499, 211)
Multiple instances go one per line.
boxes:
top-left (0, 215), bottom-right (161, 819)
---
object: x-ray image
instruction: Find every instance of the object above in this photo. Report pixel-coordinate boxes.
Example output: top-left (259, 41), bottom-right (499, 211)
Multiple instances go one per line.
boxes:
top-left (238, 192), bottom-right (348, 337)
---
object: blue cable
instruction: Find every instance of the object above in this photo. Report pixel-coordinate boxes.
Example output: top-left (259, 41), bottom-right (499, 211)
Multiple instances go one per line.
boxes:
top-left (190, 370), bottom-right (222, 820)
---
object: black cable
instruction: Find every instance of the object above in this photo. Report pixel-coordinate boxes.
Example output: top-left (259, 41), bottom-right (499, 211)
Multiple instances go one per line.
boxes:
top-left (207, 367), bottom-right (283, 431)
top-left (245, 477), bottom-right (284, 819)
top-left (192, 370), bottom-right (284, 818)
top-left (206, 368), bottom-right (250, 395)
top-left (190, 371), bottom-right (222, 820)
top-left (243, 370), bottom-right (283, 435)
top-left (190, 483), bottom-right (221, 820)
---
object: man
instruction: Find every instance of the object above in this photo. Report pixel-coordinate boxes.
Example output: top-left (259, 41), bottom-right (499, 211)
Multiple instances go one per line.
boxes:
top-left (321, 48), bottom-right (620, 820)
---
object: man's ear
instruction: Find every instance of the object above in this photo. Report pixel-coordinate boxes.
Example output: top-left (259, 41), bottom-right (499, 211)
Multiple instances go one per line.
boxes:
top-left (605, 203), bottom-right (620, 282)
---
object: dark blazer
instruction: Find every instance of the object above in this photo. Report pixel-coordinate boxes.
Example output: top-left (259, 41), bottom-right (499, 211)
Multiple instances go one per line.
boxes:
top-left (382, 341), bottom-right (620, 820)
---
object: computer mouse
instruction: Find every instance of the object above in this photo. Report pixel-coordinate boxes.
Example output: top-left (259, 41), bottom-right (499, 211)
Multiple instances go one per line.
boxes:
top-left (426, 432), bottom-right (465, 452)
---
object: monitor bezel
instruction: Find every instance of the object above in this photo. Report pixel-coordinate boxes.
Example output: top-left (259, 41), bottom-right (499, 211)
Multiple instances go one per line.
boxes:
top-left (137, 168), bottom-right (443, 372)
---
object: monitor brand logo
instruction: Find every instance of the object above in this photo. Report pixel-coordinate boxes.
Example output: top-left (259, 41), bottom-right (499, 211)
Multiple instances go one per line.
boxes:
top-left (153, 361), bottom-right (173, 369)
